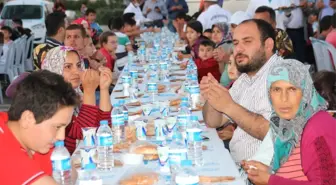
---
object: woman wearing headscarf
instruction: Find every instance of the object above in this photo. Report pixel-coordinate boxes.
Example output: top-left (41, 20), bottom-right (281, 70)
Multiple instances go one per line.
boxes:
top-left (242, 60), bottom-right (336, 185)
top-left (42, 46), bottom-right (113, 154)
top-left (211, 22), bottom-right (233, 88)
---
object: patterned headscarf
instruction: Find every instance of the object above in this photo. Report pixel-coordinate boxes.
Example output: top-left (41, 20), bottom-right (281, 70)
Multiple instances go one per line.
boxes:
top-left (212, 22), bottom-right (232, 47)
top-left (42, 46), bottom-right (84, 115)
top-left (267, 59), bottom-right (328, 171)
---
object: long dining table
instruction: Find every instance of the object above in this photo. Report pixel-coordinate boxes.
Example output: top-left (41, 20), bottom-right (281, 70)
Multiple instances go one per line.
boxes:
top-left (72, 57), bottom-right (246, 185)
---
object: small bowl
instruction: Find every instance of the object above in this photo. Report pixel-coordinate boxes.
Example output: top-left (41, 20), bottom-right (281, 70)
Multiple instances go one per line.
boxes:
top-left (121, 153), bottom-right (144, 165)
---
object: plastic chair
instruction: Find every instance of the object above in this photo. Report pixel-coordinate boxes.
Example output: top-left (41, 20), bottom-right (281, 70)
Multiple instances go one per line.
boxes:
top-left (13, 36), bottom-right (27, 75)
top-left (309, 37), bottom-right (336, 71)
top-left (25, 34), bottom-right (34, 71)
top-left (0, 42), bottom-right (15, 82)
top-left (18, 35), bottom-right (28, 74)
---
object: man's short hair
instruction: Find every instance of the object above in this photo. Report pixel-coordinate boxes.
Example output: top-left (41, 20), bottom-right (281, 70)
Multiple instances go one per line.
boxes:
top-left (100, 31), bottom-right (116, 45)
top-left (8, 70), bottom-right (80, 124)
top-left (12, 18), bottom-right (23, 26)
top-left (66, 24), bottom-right (87, 38)
top-left (124, 18), bottom-right (136, 26)
top-left (1, 26), bottom-right (13, 34)
top-left (331, 13), bottom-right (336, 28)
top-left (85, 8), bottom-right (96, 16)
top-left (109, 17), bottom-right (124, 30)
top-left (240, 19), bottom-right (276, 53)
top-left (204, 29), bottom-right (212, 34)
top-left (320, 15), bottom-right (332, 32)
top-left (255, 6), bottom-right (276, 23)
top-left (123, 13), bottom-right (135, 21)
top-left (175, 12), bottom-right (186, 20)
top-left (45, 12), bottom-right (66, 37)
top-left (200, 39), bottom-right (215, 49)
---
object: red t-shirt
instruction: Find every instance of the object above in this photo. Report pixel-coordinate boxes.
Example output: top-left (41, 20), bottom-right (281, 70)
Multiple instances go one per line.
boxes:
top-left (0, 112), bottom-right (53, 185)
top-left (99, 47), bottom-right (115, 71)
top-left (195, 57), bottom-right (221, 83)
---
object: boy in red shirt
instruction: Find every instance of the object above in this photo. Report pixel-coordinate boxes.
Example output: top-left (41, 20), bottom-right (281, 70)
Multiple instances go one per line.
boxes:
top-left (99, 31), bottom-right (118, 71)
top-left (0, 70), bottom-right (80, 185)
top-left (195, 39), bottom-right (221, 82)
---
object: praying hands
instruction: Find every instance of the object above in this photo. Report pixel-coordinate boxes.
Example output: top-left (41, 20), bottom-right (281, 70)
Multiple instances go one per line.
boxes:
top-left (200, 73), bottom-right (234, 113)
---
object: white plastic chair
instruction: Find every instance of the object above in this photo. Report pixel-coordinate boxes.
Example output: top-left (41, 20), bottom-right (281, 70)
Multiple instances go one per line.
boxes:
top-left (25, 34), bottom-right (34, 71)
top-left (309, 37), bottom-right (336, 71)
top-left (18, 35), bottom-right (28, 74)
top-left (0, 42), bottom-right (15, 83)
top-left (13, 36), bottom-right (27, 75)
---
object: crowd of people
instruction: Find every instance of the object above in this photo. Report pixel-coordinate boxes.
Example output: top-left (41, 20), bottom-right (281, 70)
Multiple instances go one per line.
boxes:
top-left (0, 0), bottom-right (335, 184)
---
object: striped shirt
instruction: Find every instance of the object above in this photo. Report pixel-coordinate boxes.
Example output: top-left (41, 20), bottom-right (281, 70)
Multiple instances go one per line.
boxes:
top-left (229, 54), bottom-right (281, 162)
top-left (275, 142), bottom-right (308, 180)
top-left (65, 104), bottom-right (111, 154)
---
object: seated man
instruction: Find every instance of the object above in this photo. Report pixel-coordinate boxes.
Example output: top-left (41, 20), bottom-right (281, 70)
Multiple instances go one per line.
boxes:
top-left (202, 19), bottom-right (281, 164)
top-left (0, 70), bottom-right (80, 184)
top-left (253, 6), bottom-right (294, 58)
top-left (318, 15), bottom-right (333, 40)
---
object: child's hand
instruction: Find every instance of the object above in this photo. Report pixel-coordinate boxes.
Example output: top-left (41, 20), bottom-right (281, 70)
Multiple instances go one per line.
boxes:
top-left (177, 52), bottom-right (184, 61)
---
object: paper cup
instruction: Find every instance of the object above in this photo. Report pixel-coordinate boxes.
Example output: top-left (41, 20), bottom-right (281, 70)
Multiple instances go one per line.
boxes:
top-left (135, 121), bottom-right (147, 140)
top-left (158, 146), bottom-right (170, 173)
top-left (155, 119), bottom-right (166, 141)
top-left (82, 127), bottom-right (97, 147)
top-left (80, 146), bottom-right (97, 169)
top-left (142, 103), bottom-right (154, 116)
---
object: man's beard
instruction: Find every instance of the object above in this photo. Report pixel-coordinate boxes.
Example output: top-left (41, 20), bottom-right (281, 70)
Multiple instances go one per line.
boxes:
top-left (235, 48), bottom-right (267, 74)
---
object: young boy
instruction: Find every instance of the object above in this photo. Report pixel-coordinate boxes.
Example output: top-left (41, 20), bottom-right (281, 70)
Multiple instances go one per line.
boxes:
top-left (99, 31), bottom-right (118, 71)
top-left (0, 70), bottom-right (79, 184)
top-left (109, 17), bottom-right (133, 62)
top-left (195, 39), bottom-right (221, 82)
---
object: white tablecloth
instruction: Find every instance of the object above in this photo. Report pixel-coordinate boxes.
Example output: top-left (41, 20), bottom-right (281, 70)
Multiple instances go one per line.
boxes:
top-left (73, 62), bottom-right (245, 185)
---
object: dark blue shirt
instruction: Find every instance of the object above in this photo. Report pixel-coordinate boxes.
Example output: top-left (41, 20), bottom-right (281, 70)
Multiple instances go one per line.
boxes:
top-left (166, 0), bottom-right (189, 19)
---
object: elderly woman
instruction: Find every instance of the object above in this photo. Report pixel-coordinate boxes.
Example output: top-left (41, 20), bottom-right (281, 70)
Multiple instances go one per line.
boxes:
top-left (242, 60), bottom-right (336, 185)
top-left (42, 46), bottom-right (113, 154)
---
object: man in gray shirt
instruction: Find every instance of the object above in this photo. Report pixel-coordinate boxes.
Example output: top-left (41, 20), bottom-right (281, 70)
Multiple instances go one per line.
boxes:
top-left (143, 0), bottom-right (168, 27)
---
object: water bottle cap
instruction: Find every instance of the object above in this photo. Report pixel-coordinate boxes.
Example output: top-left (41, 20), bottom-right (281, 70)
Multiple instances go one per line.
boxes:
top-left (54, 140), bottom-right (64, 147)
top-left (191, 76), bottom-right (198, 80)
top-left (181, 97), bottom-right (188, 101)
top-left (100, 120), bottom-right (108, 125)
top-left (191, 116), bottom-right (198, 121)
top-left (181, 160), bottom-right (193, 167)
top-left (180, 102), bottom-right (188, 107)
top-left (119, 99), bottom-right (125, 105)
top-left (83, 163), bottom-right (97, 170)
top-left (113, 103), bottom-right (120, 107)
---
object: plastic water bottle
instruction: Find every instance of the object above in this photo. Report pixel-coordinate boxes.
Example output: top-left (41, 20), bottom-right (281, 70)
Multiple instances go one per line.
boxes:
top-left (187, 116), bottom-right (203, 166)
top-left (118, 100), bottom-right (129, 126)
top-left (175, 160), bottom-right (200, 185)
top-left (177, 102), bottom-right (191, 145)
top-left (188, 76), bottom-right (200, 110)
top-left (111, 103), bottom-right (125, 144)
top-left (169, 139), bottom-right (188, 184)
top-left (51, 141), bottom-right (72, 185)
top-left (96, 120), bottom-right (114, 170)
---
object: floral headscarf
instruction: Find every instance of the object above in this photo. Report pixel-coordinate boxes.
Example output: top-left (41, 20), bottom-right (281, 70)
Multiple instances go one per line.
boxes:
top-left (267, 59), bottom-right (328, 171)
top-left (42, 46), bottom-right (85, 115)
top-left (212, 22), bottom-right (232, 47)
